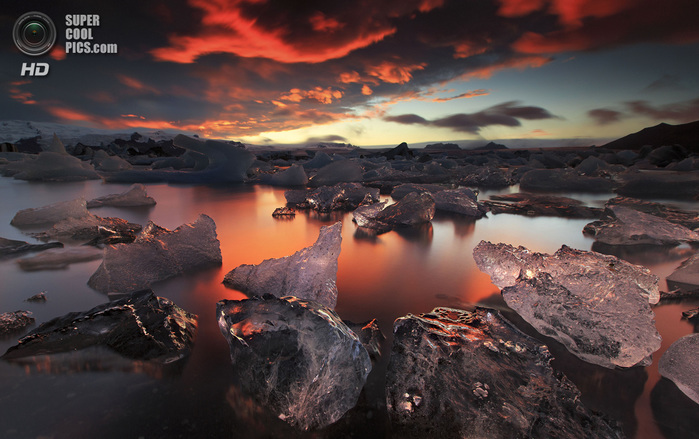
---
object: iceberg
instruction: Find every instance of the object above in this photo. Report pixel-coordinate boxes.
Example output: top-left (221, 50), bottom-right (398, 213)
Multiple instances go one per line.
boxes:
top-left (88, 214), bottom-right (221, 293)
top-left (308, 160), bottom-right (363, 187)
top-left (351, 192), bottom-right (435, 233)
top-left (0, 237), bottom-right (63, 258)
top-left (285, 183), bottom-right (379, 213)
top-left (659, 334), bottom-right (699, 404)
top-left (259, 164), bottom-right (308, 186)
top-left (11, 197), bottom-right (90, 227)
top-left (2, 151), bottom-right (99, 181)
top-left (86, 184), bottom-right (156, 208)
top-left (216, 295), bottom-right (371, 430)
top-left (17, 246), bottom-right (103, 271)
top-left (224, 222), bottom-right (341, 309)
top-left (433, 188), bottom-right (487, 218)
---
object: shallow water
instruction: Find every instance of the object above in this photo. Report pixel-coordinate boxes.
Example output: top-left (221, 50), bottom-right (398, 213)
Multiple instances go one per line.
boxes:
top-left (0, 176), bottom-right (697, 438)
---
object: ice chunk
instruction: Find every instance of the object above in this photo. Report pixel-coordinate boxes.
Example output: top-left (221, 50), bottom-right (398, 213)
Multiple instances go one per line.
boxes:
top-left (583, 205), bottom-right (699, 246)
top-left (11, 197), bottom-right (90, 227)
top-left (104, 135), bottom-right (255, 184)
top-left (3, 289), bottom-right (196, 363)
top-left (4, 151), bottom-right (99, 181)
top-left (659, 334), bottom-right (699, 404)
top-left (433, 188), bottom-right (487, 218)
top-left (224, 222), bottom-right (341, 308)
top-left (519, 169), bottom-right (615, 192)
top-left (667, 253), bottom-right (699, 292)
top-left (343, 319), bottom-right (385, 363)
top-left (0, 237), bottom-right (63, 258)
top-left (31, 214), bottom-right (142, 245)
top-left (605, 197), bottom-right (699, 230)
top-left (272, 207), bottom-right (295, 217)
top-left (0, 311), bottom-right (34, 335)
top-left (25, 292), bottom-right (47, 302)
top-left (351, 192), bottom-right (435, 233)
top-left (259, 164), bottom-right (308, 186)
top-left (308, 160), bottom-right (363, 187)
top-left (17, 246), bottom-right (103, 271)
top-left (302, 151), bottom-right (333, 169)
top-left (86, 184), bottom-right (157, 208)
top-left (390, 183), bottom-right (445, 200)
top-left (43, 133), bottom-right (67, 154)
top-left (484, 193), bottom-right (603, 219)
top-left (216, 295), bottom-right (371, 430)
top-left (88, 214), bottom-right (222, 293)
top-left (474, 241), bottom-right (661, 368)
top-left (286, 183), bottom-right (379, 213)
top-left (386, 307), bottom-right (623, 438)
top-left (92, 150), bottom-right (133, 172)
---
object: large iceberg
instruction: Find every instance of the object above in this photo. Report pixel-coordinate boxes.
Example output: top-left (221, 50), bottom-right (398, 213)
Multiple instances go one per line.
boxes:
top-left (86, 184), bottom-right (157, 208)
top-left (224, 222), bottom-right (341, 309)
top-left (3, 289), bottom-right (197, 363)
top-left (1, 151), bottom-right (100, 181)
top-left (308, 160), bottom-right (363, 187)
top-left (104, 135), bottom-right (255, 183)
top-left (474, 241), bottom-right (661, 368)
top-left (216, 295), bottom-right (371, 430)
top-left (258, 164), bottom-right (308, 187)
top-left (386, 307), bottom-right (623, 438)
top-left (88, 214), bottom-right (222, 293)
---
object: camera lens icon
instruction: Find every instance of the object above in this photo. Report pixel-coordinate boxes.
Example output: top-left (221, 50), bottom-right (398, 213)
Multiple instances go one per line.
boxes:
top-left (13, 12), bottom-right (56, 56)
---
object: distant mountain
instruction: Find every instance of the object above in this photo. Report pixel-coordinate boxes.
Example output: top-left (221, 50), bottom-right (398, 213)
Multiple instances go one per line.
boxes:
top-left (602, 120), bottom-right (699, 151)
top-left (472, 141), bottom-right (508, 151)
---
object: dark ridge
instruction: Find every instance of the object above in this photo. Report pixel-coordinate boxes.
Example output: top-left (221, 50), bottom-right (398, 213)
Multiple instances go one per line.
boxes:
top-left (602, 120), bottom-right (699, 151)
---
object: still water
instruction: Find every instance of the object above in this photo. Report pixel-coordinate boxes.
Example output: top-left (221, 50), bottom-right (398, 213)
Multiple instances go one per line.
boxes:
top-left (0, 176), bottom-right (696, 438)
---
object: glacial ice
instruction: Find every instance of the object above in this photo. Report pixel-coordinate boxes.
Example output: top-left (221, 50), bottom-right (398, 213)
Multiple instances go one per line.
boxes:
top-left (0, 237), bottom-right (63, 258)
top-left (667, 252), bottom-right (699, 291)
top-left (351, 192), bottom-right (435, 233)
top-left (86, 184), bottom-right (157, 208)
top-left (3, 289), bottom-right (197, 363)
top-left (104, 134), bottom-right (255, 183)
top-left (302, 151), bottom-right (333, 169)
top-left (216, 295), bottom-right (371, 430)
top-left (433, 188), bottom-right (487, 218)
top-left (2, 151), bottom-right (100, 181)
top-left (386, 307), bottom-right (623, 438)
top-left (659, 333), bottom-right (699, 404)
top-left (484, 193), bottom-right (603, 219)
top-left (17, 246), bottom-right (103, 271)
top-left (285, 183), bottom-right (379, 213)
top-left (88, 214), bottom-right (222, 293)
top-left (583, 205), bottom-right (699, 246)
top-left (0, 311), bottom-right (34, 335)
top-left (474, 241), bottom-right (661, 368)
top-left (92, 150), bottom-right (133, 172)
top-left (31, 214), bottom-right (142, 245)
top-left (308, 160), bottom-right (363, 187)
top-left (11, 197), bottom-right (90, 227)
top-left (223, 222), bottom-right (341, 309)
top-left (259, 164), bottom-right (308, 186)
top-left (390, 183), bottom-right (445, 200)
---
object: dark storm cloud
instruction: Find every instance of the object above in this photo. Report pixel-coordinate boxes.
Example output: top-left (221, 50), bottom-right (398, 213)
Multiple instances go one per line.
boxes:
top-left (384, 101), bottom-right (558, 134)
top-left (305, 134), bottom-right (348, 144)
top-left (626, 97), bottom-right (699, 123)
top-left (1, 0), bottom-right (697, 138)
top-left (588, 108), bottom-right (623, 125)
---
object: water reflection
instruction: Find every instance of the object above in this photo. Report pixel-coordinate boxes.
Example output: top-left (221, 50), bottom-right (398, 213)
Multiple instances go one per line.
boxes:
top-left (651, 378), bottom-right (699, 439)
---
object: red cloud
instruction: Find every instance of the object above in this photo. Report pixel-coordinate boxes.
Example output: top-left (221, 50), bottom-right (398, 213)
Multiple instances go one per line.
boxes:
top-left (497, 0), bottom-right (546, 18)
top-left (309, 12), bottom-right (345, 32)
top-left (280, 87), bottom-right (344, 104)
top-left (8, 81), bottom-right (36, 105)
top-left (458, 56), bottom-right (550, 80)
top-left (117, 75), bottom-right (162, 95)
top-left (432, 89), bottom-right (490, 102)
top-left (366, 61), bottom-right (426, 84)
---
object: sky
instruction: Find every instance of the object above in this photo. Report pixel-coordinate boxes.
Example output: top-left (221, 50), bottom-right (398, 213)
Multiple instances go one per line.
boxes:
top-left (1, 0), bottom-right (699, 147)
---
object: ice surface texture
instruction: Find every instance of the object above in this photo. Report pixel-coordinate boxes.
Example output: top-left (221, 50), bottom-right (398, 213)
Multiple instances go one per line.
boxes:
top-left (352, 191), bottom-right (435, 233)
top-left (474, 241), bottom-right (661, 368)
top-left (3, 289), bottom-right (197, 363)
top-left (86, 184), bottom-right (156, 208)
top-left (285, 183), bottom-right (379, 213)
top-left (258, 164), bottom-right (308, 186)
top-left (432, 187), bottom-right (488, 218)
top-left (11, 197), bottom-right (90, 227)
top-left (224, 222), bottom-right (341, 308)
top-left (659, 333), bottom-right (699, 404)
top-left (667, 252), bottom-right (699, 291)
top-left (0, 311), bottom-right (34, 335)
top-left (386, 307), bottom-right (623, 438)
top-left (104, 134), bottom-right (255, 183)
top-left (308, 160), bottom-right (363, 187)
top-left (584, 205), bottom-right (699, 246)
top-left (88, 214), bottom-right (222, 293)
top-left (216, 295), bottom-right (371, 430)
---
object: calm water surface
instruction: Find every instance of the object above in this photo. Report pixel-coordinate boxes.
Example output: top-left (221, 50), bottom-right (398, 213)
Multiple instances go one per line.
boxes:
top-left (0, 176), bottom-right (697, 438)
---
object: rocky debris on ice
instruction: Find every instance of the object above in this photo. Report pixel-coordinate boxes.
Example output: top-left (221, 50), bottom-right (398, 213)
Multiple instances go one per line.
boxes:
top-left (308, 160), bottom-right (363, 187)
top-left (104, 134), bottom-right (255, 184)
top-left (31, 214), bottom-right (142, 245)
top-left (0, 311), bottom-right (34, 335)
top-left (258, 164), bottom-right (308, 186)
top-left (433, 188), bottom-right (488, 218)
top-left (285, 183), bottom-right (379, 213)
top-left (484, 193), bottom-right (603, 219)
top-left (519, 169), bottom-right (615, 192)
top-left (604, 197), bottom-right (699, 230)
top-left (616, 172), bottom-right (699, 200)
top-left (386, 307), bottom-right (623, 438)
top-left (216, 295), bottom-right (371, 431)
top-left (352, 192), bottom-right (435, 234)
top-left (658, 334), bottom-right (699, 404)
top-left (583, 205), bottom-right (699, 246)
top-left (17, 246), bottom-right (103, 271)
top-left (0, 237), bottom-right (63, 258)
top-left (11, 197), bottom-right (90, 227)
top-left (3, 289), bottom-right (197, 363)
top-left (667, 253), bottom-right (699, 292)
top-left (86, 184), bottom-right (156, 208)
top-left (272, 207), bottom-right (295, 217)
top-left (224, 222), bottom-right (341, 309)
top-left (0, 151), bottom-right (100, 181)
top-left (88, 214), bottom-right (222, 293)
top-left (474, 241), bottom-right (661, 368)
top-left (344, 319), bottom-right (385, 363)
